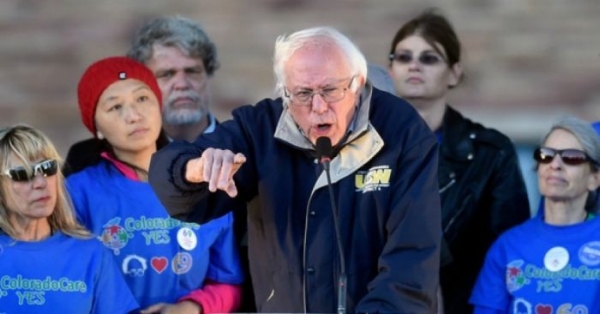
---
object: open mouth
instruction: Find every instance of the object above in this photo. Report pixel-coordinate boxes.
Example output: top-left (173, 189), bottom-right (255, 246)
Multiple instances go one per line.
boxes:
top-left (317, 123), bottom-right (332, 131)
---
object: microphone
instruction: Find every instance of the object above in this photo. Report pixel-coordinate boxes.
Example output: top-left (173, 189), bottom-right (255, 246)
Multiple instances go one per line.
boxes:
top-left (316, 136), bottom-right (333, 167)
top-left (315, 137), bottom-right (346, 314)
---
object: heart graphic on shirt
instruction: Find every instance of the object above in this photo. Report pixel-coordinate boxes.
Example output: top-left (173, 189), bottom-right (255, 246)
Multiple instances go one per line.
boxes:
top-left (151, 257), bottom-right (168, 274)
top-left (535, 304), bottom-right (552, 314)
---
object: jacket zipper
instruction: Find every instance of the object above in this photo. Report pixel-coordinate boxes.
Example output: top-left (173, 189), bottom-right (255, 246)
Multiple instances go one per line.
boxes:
top-left (440, 172), bottom-right (456, 234)
top-left (439, 172), bottom-right (456, 194)
top-left (443, 193), bottom-right (472, 234)
top-left (302, 189), bottom-right (316, 313)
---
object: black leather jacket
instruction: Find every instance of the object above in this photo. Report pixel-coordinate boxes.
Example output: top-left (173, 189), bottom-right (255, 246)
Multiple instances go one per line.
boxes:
top-left (438, 106), bottom-right (530, 314)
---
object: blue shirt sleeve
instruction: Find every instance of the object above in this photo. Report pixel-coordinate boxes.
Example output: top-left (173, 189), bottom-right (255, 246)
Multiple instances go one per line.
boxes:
top-left (206, 212), bottom-right (244, 284)
top-left (592, 121), bottom-right (600, 135)
top-left (469, 238), bottom-right (510, 313)
top-left (91, 246), bottom-right (139, 314)
top-left (66, 176), bottom-right (91, 228)
top-left (474, 305), bottom-right (506, 314)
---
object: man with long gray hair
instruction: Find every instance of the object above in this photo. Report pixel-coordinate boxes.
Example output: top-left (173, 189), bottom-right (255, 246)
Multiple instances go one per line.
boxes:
top-left (127, 16), bottom-right (254, 313)
top-left (127, 16), bottom-right (219, 142)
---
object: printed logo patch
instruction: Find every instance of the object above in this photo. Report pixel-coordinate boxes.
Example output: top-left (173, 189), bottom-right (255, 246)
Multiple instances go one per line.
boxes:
top-left (355, 165), bottom-right (392, 193)
top-left (172, 252), bottom-right (193, 275)
top-left (535, 304), bottom-right (552, 314)
top-left (556, 303), bottom-right (588, 314)
top-left (506, 260), bottom-right (529, 292)
top-left (122, 255), bottom-right (147, 277)
top-left (513, 298), bottom-right (532, 314)
top-left (98, 217), bottom-right (133, 255)
top-left (151, 257), bottom-right (168, 274)
top-left (0, 275), bottom-right (87, 306)
top-left (579, 241), bottom-right (600, 266)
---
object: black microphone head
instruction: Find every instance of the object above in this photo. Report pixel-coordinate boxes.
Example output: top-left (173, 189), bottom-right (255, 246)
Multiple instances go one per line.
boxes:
top-left (315, 137), bottom-right (333, 162)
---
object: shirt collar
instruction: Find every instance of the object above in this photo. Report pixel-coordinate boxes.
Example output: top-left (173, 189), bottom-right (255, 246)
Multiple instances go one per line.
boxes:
top-left (203, 114), bottom-right (217, 134)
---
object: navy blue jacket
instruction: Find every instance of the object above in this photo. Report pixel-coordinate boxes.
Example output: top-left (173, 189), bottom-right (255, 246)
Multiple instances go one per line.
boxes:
top-left (149, 84), bottom-right (442, 313)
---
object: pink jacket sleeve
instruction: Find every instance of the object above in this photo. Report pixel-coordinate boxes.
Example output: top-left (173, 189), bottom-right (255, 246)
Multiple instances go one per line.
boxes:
top-left (178, 280), bottom-right (243, 314)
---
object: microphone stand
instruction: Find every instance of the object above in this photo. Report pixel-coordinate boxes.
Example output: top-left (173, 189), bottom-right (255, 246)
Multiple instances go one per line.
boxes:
top-left (321, 158), bottom-right (347, 314)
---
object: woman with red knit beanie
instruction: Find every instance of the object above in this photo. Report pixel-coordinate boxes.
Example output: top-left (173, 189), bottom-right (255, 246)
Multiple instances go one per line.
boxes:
top-left (66, 56), bottom-right (244, 314)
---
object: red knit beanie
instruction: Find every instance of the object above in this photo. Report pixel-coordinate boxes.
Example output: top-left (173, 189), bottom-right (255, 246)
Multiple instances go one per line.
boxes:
top-left (77, 56), bottom-right (162, 135)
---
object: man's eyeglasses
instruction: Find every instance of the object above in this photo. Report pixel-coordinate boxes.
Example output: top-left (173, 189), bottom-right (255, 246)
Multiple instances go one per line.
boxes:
top-left (533, 147), bottom-right (600, 167)
top-left (285, 76), bottom-right (355, 105)
top-left (3, 159), bottom-right (58, 182)
top-left (389, 52), bottom-right (445, 66)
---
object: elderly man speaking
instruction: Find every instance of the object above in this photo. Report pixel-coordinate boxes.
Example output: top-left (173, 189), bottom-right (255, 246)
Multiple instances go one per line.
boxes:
top-left (149, 26), bottom-right (441, 313)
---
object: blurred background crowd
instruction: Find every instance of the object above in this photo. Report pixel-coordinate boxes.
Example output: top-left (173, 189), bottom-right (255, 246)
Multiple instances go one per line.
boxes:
top-left (0, 0), bottom-right (599, 211)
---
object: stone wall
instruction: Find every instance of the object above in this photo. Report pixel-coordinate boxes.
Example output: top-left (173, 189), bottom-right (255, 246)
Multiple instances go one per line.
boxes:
top-left (1, 0), bottom-right (599, 155)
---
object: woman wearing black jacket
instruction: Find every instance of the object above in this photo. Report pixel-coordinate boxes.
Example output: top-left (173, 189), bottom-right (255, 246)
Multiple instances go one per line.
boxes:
top-left (388, 9), bottom-right (531, 313)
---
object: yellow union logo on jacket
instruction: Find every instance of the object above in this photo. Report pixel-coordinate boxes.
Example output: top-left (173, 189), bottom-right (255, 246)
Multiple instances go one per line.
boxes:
top-left (355, 166), bottom-right (392, 193)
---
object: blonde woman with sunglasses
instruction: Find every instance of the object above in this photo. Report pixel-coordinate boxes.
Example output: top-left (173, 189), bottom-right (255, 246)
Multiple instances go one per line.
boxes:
top-left (0, 125), bottom-right (138, 313)
top-left (470, 115), bottom-right (600, 313)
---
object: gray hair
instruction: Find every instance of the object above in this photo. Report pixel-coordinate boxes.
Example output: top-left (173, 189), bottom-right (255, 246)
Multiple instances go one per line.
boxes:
top-left (273, 26), bottom-right (368, 102)
top-left (542, 115), bottom-right (600, 171)
top-left (127, 16), bottom-right (219, 76)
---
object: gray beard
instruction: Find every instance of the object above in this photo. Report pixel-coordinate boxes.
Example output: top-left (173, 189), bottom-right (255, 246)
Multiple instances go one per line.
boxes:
top-left (163, 109), bottom-right (204, 125)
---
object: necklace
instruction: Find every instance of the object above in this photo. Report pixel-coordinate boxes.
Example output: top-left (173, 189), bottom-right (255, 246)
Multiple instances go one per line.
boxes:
top-left (114, 157), bottom-right (149, 181)
top-left (133, 168), bottom-right (149, 181)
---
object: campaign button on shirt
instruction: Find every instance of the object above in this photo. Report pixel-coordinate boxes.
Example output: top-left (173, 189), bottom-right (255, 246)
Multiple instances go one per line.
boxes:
top-left (544, 246), bottom-right (569, 272)
top-left (579, 241), bottom-right (600, 266)
top-left (177, 227), bottom-right (197, 251)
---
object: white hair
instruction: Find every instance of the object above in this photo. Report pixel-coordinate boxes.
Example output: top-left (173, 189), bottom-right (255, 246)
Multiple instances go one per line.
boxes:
top-left (273, 26), bottom-right (368, 103)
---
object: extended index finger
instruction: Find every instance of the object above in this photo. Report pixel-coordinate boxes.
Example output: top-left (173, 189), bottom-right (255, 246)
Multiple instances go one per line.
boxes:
top-left (202, 148), bottom-right (215, 183)
top-left (217, 153), bottom-right (246, 190)
top-left (217, 153), bottom-right (237, 190)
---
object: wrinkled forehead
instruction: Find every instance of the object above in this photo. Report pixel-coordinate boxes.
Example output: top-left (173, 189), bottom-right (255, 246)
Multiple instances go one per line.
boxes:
top-left (543, 128), bottom-right (584, 150)
top-left (150, 44), bottom-right (204, 68)
top-left (1, 151), bottom-right (46, 173)
top-left (3, 154), bottom-right (27, 171)
top-left (285, 44), bottom-right (353, 87)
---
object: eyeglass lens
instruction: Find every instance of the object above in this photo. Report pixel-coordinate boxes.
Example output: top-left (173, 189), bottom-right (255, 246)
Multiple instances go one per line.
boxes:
top-left (533, 147), bottom-right (590, 165)
top-left (288, 76), bottom-right (354, 104)
top-left (6, 159), bottom-right (58, 182)
top-left (389, 52), bottom-right (443, 65)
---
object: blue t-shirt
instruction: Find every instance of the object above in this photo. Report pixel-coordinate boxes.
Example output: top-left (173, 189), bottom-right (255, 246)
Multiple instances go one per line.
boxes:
top-left (67, 161), bottom-right (244, 308)
top-left (470, 215), bottom-right (600, 313)
top-left (0, 232), bottom-right (138, 314)
top-left (592, 121), bottom-right (600, 135)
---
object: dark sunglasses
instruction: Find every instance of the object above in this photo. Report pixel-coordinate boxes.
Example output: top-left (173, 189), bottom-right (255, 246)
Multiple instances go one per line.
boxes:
top-left (533, 147), bottom-right (600, 166)
top-left (389, 52), bottom-right (445, 66)
top-left (3, 159), bottom-right (58, 182)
